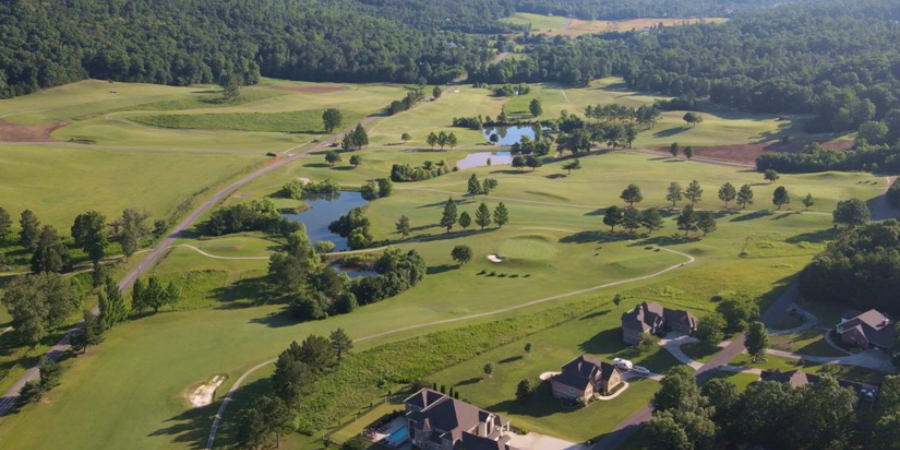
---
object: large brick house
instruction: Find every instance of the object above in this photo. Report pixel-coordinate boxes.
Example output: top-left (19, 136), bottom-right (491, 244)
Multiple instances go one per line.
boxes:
top-left (835, 309), bottom-right (896, 351)
top-left (550, 355), bottom-right (623, 402)
top-left (620, 301), bottom-right (698, 345)
top-left (404, 389), bottom-right (518, 450)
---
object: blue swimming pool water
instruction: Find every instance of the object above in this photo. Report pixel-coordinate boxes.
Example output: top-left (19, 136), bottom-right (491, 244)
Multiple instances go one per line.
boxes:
top-left (386, 426), bottom-right (409, 445)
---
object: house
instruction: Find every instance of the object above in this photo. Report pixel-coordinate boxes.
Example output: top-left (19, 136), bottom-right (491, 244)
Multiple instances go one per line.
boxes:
top-left (620, 301), bottom-right (698, 345)
top-left (758, 369), bottom-right (878, 401)
top-left (404, 389), bottom-right (518, 450)
top-left (836, 309), bottom-right (896, 351)
top-left (550, 355), bottom-right (623, 401)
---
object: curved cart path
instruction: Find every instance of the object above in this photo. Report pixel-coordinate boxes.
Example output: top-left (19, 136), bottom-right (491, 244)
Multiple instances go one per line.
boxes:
top-left (203, 247), bottom-right (697, 450)
top-left (0, 118), bottom-right (376, 417)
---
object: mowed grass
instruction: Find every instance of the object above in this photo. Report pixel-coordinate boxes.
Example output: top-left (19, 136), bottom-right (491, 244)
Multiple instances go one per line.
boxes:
top-left (501, 13), bottom-right (728, 37)
top-left (0, 145), bottom-right (263, 227)
top-left (128, 109), bottom-right (367, 133)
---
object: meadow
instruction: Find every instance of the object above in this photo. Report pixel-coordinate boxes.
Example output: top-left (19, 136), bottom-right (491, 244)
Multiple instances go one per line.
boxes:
top-left (501, 13), bottom-right (728, 37)
top-left (0, 76), bottom-right (886, 450)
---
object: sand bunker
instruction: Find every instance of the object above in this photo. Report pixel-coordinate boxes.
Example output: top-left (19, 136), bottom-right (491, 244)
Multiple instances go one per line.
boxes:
top-left (487, 254), bottom-right (504, 263)
top-left (189, 375), bottom-right (227, 408)
top-left (297, 177), bottom-right (311, 184)
top-left (539, 371), bottom-right (560, 381)
top-left (0, 120), bottom-right (65, 142)
top-left (273, 85), bottom-right (347, 94)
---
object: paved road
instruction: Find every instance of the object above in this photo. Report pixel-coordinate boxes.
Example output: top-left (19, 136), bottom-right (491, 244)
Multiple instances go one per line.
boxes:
top-left (0, 118), bottom-right (374, 417)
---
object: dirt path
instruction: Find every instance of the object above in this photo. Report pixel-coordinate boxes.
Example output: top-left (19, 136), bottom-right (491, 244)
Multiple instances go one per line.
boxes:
top-left (0, 117), bottom-right (378, 417)
top-left (204, 247), bottom-right (696, 450)
top-left (491, 52), bottom-right (510, 65)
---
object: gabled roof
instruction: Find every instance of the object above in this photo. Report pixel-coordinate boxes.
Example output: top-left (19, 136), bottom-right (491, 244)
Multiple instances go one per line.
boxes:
top-left (837, 309), bottom-right (895, 348)
top-left (405, 388), bottom-right (446, 411)
top-left (663, 308), bottom-right (698, 329)
top-left (455, 432), bottom-right (519, 450)
top-left (405, 388), bottom-right (510, 444)
top-left (760, 369), bottom-right (817, 388)
top-left (621, 302), bottom-right (664, 332)
top-left (553, 355), bottom-right (620, 390)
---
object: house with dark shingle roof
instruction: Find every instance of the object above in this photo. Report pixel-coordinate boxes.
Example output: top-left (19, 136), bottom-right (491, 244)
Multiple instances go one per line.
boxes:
top-left (404, 389), bottom-right (518, 450)
top-left (836, 309), bottom-right (896, 351)
top-left (620, 301), bottom-right (698, 345)
top-left (758, 369), bottom-right (878, 400)
top-left (550, 355), bottom-right (623, 402)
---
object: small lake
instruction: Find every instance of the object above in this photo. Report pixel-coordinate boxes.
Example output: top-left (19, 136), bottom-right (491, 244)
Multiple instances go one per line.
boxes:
top-left (456, 151), bottom-right (512, 170)
top-left (283, 191), bottom-right (367, 250)
top-left (332, 263), bottom-right (378, 279)
top-left (482, 125), bottom-right (539, 146)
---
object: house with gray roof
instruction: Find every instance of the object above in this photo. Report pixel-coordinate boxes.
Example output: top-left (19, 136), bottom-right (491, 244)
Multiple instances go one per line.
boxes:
top-left (404, 389), bottom-right (518, 450)
top-left (620, 301), bottom-right (698, 345)
top-left (550, 355), bottom-right (623, 402)
top-left (836, 309), bottom-right (895, 351)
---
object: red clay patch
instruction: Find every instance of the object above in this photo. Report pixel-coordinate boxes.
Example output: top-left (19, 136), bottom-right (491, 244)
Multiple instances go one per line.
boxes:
top-left (0, 120), bottom-right (65, 142)
top-left (648, 140), bottom-right (854, 165)
top-left (273, 85), bottom-right (347, 94)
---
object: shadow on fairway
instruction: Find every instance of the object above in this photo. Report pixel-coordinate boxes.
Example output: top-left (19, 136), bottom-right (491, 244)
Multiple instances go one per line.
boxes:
top-left (148, 399), bottom-right (217, 448)
top-left (653, 126), bottom-right (689, 138)
top-left (730, 210), bottom-right (772, 222)
top-left (785, 228), bottom-right (838, 244)
top-left (559, 230), bottom-right (631, 244)
top-left (426, 264), bottom-right (457, 275)
top-left (248, 308), bottom-right (300, 328)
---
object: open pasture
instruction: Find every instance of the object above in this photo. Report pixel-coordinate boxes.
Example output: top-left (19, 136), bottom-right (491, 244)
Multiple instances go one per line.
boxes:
top-left (501, 13), bottom-right (728, 37)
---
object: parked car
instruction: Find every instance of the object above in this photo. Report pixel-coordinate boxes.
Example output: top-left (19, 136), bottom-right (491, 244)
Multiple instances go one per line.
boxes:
top-left (631, 366), bottom-right (650, 375)
top-left (613, 358), bottom-right (633, 370)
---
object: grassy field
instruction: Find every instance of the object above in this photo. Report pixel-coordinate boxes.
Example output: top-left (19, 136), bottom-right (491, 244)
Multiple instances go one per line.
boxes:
top-left (501, 13), bottom-right (728, 37)
top-left (128, 109), bottom-right (367, 133)
top-left (0, 76), bottom-right (888, 450)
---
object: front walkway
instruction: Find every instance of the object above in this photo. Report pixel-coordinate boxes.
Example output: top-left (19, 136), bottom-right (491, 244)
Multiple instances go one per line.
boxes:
top-left (508, 432), bottom-right (589, 450)
top-left (660, 333), bottom-right (704, 370)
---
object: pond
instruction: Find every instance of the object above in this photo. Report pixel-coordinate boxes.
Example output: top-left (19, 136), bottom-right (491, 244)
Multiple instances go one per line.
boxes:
top-left (482, 125), bottom-right (540, 146)
top-left (456, 151), bottom-right (512, 170)
top-left (282, 191), bottom-right (367, 250)
top-left (330, 263), bottom-right (378, 279)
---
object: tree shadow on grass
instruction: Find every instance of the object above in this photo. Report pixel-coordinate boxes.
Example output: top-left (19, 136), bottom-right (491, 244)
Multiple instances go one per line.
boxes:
top-left (632, 234), bottom-right (697, 247)
top-left (729, 210), bottom-right (772, 222)
top-left (455, 377), bottom-right (483, 387)
top-left (148, 401), bottom-right (216, 449)
top-left (559, 231), bottom-right (631, 244)
top-left (499, 355), bottom-right (523, 364)
top-left (653, 126), bottom-right (689, 138)
top-left (488, 381), bottom-right (571, 419)
top-left (212, 276), bottom-right (272, 310)
top-left (427, 264), bottom-right (457, 275)
top-left (585, 208), bottom-right (608, 216)
top-left (304, 163), bottom-right (332, 169)
top-left (785, 228), bottom-right (838, 244)
top-left (248, 308), bottom-right (301, 328)
top-left (579, 310), bottom-right (610, 321)
top-left (417, 198), bottom-right (476, 209)
top-left (545, 174), bottom-right (566, 179)
top-left (579, 329), bottom-right (626, 355)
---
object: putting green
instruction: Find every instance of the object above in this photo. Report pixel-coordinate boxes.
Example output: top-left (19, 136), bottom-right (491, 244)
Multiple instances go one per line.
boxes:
top-left (496, 235), bottom-right (558, 261)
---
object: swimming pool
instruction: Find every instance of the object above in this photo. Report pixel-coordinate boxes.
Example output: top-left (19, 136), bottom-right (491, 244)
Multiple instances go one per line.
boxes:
top-left (386, 426), bottom-right (409, 446)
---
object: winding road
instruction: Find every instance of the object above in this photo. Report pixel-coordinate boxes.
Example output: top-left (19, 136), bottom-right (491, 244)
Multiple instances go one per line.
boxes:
top-left (0, 118), bottom-right (376, 417)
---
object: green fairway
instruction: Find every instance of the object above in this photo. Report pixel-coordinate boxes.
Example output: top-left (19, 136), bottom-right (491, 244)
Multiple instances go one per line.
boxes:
top-left (127, 109), bottom-right (367, 133)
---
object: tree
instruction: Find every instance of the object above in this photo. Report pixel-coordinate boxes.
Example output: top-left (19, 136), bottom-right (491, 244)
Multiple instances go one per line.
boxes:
top-left (695, 313), bottom-right (725, 346)
top-left (684, 180), bottom-right (703, 206)
top-left (637, 333), bottom-right (659, 353)
top-left (737, 184), bottom-right (755, 209)
top-left (0, 207), bottom-right (12, 243)
top-left (237, 395), bottom-right (293, 449)
top-left (39, 356), bottom-right (63, 389)
top-left (19, 209), bottom-right (41, 250)
top-left (351, 123), bottom-right (368, 150)
top-left (475, 203), bottom-right (492, 230)
top-left (512, 155), bottom-right (526, 170)
top-left (669, 142), bottom-right (679, 158)
top-left (440, 198), bottom-right (458, 232)
top-left (613, 294), bottom-right (623, 308)
top-left (623, 208), bottom-right (642, 234)
top-left (676, 205), bottom-right (698, 236)
top-left (763, 169), bottom-right (780, 183)
top-left (132, 278), bottom-right (147, 313)
top-left (396, 215), bottom-right (411, 237)
top-left (437, 131), bottom-right (448, 150)
top-left (684, 146), bottom-right (694, 160)
top-left (801, 193), bottom-right (814, 210)
top-left (620, 184), bottom-right (644, 207)
top-left (467, 174), bottom-right (483, 196)
top-left (325, 151), bottom-right (341, 166)
top-left (562, 159), bottom-right (581, 175)
top-left (666, 182), bottom-right (684, 207)
top-left (683, 112), bottom-right (702, 127)
top-left (524, 342), bottom-right (532, 354)
top-left (493, 203), bottom-right (509, 228)
top-left (603, 206), bottom-right (625, 232)
top-left (349, 154), bottom-right (362, 168)
top-left (447, 132), bottom-right (458, 150)
top-left (525, 155), bottom-right (542, 171)
top-left (529, 99), bottom-right (543, 117)
top-left (746, 321), bottom-right (769, 362)
top-left (772, 186), bottom-right (791, 209)
top-left (360, 181), bottom-right (378, 201)
top-left (646, 412), bottom-right (692, 450)
top-left (31, 225), bottom-right (71, 273)
top-left (432, 86), bottom-right (442, 99)
top-left (2, 273), bottom-right (83, 346)
top-left (696, 211), bottom-right (717, 236)
top-left (451, 245), bottom-right (473, 265)
top-left (489, 133), bottom-right (499, 144)
top-left (112, 209), bottom-right (150, 261)
top-left (330, 328), bottom-right (353, 360)
top-left (716, 298), bottom-right (760, 333)
top-left (73, 211), bottom-right (108, 263)
top-left (322, 108), bottom-right (343, 133)
top-left (481, 178), bottom-right (498, 196)
top-left (401, 132), bottom-right (411, 143)
top-left (427, 132), bottom-right (438, 150)
top-left (99, 277), bottom-right (127, 330)
top-left (377, 178), bottom-right (393, 197)
top-left (219, 74), bottom-right (242, 101)
top-left (458, 211), bottom-right (472, 230)
top-left (71, 310), bottom-right (103, 353)
top-left (833, 198), bottom-right (870, 227)
top-left (516, 378), bottom-right (534, 403)
top-left (483, 362), bottom-right (494, 379)
top-left (718, 183), bottom-right (737, 208)
top-left (652, 365), bottom-right (700, 412)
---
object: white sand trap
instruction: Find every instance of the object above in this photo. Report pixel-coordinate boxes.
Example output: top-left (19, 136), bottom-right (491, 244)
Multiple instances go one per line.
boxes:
top-left (189, 375), bottom-right (227, 408)
top-left (539, 371), bottom-right (560, 381)
top-left (487, 254), bottom-right (504, 263)
top-left (297, 177), bottom-right (311, 184)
